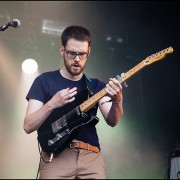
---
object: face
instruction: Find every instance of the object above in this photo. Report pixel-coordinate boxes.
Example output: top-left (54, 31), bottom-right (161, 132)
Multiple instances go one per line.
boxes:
top-left (60, 39), bottom-right (90, 76)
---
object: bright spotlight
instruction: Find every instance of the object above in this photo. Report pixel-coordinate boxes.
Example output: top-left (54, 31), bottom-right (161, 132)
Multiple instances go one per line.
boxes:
top-left (22, 59), bottom-right (38, 74)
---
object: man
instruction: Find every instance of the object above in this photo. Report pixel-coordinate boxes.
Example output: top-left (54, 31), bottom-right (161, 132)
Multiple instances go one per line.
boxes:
top-left (23, 25), bottom-right (123, 179)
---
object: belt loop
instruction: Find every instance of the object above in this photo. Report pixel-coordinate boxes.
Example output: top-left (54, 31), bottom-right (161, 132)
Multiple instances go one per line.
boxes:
top-left (87, 143), bottom-right (90, 151)
top-left (70, 142), bottom-right (75, 149)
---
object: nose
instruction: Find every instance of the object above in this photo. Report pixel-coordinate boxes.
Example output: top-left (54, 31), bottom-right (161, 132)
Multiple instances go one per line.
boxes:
top-left (74, 54), bottom-right (81, 61)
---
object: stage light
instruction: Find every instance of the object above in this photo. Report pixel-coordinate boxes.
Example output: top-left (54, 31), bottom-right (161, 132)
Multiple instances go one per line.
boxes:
top-left (22, 59), bottom-right (38, 74)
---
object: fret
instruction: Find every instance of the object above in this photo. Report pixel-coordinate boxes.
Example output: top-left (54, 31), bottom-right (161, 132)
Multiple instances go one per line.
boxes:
top-left (139, 61), bottom-right (145, 69)
top-left (125, 72), bottom-right (130, 79)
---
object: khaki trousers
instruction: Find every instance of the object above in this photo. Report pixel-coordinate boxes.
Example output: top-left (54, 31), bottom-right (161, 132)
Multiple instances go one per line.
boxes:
top-left (39, 147), bottom-right (106, 179)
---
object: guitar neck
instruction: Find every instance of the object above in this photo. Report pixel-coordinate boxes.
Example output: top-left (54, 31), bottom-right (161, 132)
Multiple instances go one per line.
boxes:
top-left (79, 46), bottom-right (173, 113)
top-left (79, 61), bottom-right (145, 112)
top-left (80, 87), bottom-right (107, 112)
top-left (120, 60), bottom-right (147, 82)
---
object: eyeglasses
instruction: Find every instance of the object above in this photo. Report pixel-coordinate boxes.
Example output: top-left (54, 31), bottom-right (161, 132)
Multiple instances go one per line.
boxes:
top-left (64, 49), bottom-right (89, 60)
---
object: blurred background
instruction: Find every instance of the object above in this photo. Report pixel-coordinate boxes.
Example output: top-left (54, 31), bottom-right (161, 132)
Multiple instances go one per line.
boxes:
top-left (0, 1), bottom-right (179, 179)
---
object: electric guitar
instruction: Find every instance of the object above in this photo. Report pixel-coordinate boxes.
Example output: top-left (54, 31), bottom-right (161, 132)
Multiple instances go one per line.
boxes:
top-left (38, 46), bottom-right (173, 154)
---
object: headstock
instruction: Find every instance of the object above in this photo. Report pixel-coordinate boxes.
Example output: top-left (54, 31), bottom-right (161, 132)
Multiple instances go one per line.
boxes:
top-left (143, 46), bottom-right (173, 65)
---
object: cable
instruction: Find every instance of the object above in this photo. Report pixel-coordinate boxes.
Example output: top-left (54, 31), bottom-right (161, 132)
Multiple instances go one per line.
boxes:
top-left (36, 153), bottom-right (41, 179)
top-left (36, 142), bottom-right (42, 179)
top-left (36, 142), bottom-right (53, 179)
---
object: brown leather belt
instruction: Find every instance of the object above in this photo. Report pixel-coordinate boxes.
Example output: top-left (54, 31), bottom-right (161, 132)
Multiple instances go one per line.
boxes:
top-left (70, 141), bottom-right (100, 153)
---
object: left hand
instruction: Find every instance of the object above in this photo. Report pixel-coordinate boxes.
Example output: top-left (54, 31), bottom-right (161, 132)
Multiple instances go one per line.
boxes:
top-left (106, 78), bottom-right (123, 102)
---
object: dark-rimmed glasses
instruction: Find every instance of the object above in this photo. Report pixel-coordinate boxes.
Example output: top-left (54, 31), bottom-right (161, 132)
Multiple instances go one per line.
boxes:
top-left (64, 49), bottom-right (89, 60)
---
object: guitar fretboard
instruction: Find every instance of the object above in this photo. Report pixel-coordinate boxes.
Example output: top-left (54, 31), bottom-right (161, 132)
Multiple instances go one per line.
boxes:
top-left (80, 88), bottom-right (107, 112)
top-left (121, 60), bottom-right (146, 82)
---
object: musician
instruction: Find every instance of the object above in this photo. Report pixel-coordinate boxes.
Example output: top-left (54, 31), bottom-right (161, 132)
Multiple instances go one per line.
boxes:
top-left (23, 25), bottom-right (123, 179)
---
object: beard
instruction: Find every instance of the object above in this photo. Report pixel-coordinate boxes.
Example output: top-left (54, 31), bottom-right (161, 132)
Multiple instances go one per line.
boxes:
top-left (64, 58), bottom-right (86, 76)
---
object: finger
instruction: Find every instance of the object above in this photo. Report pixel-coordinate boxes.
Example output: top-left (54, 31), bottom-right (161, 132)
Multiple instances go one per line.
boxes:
top-left (65, 97), bottom-right (75, 103)
top-left (68, 87), bottom-right (77, 94)
top-left (110, 78), bottom-right (123, 91)
top-left (60, 88), bottom-right (70, 96)
top-left (109, 78), bottom-right (118, 83)
top-left (106, 84), bottom-right (117, 96)
top-left (105, 88), bottom-right (114, 97)
top-left (109, 81), bottom-right (120, 93)
top-left (66, 90), bottom-right (77, 100)
top-left (64, 87), bottom-right (77, 101)
top-left (109, 78), bottom-right (121, 87)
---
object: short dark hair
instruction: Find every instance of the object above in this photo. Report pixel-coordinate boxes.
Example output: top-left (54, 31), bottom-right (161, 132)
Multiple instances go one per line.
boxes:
top-left (61, 25), bottom-right (91, 47)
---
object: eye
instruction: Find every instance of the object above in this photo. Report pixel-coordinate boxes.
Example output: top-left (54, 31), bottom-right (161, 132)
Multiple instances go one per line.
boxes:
top-left (68, 51), bottom-right (76, 56)
top-left (79, 52), bottom-right (86, 55)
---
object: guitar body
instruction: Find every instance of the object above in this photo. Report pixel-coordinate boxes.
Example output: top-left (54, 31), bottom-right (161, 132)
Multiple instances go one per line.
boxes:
top-left (37, 89), bottom-right (99, 154)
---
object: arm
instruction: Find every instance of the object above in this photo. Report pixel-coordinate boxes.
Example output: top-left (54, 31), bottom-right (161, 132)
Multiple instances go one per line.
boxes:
top-left (23, 99), bottom-right (54, 134)
top-left (23, 87), bottom-right (77, 134)
top-left (99, 78), bottom-right (123, 127)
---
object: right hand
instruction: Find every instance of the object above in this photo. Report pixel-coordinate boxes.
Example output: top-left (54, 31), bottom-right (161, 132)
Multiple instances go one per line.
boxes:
top-left (49, 87), bottom-right (77, 109)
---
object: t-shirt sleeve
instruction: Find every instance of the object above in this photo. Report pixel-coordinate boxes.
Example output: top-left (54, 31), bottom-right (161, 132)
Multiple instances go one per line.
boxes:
top-left (26, 76), bottom-right (47, 103)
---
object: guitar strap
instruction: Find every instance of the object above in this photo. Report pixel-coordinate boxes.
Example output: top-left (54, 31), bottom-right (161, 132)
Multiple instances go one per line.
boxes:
top-left (84, 74), bottom-right (99, 114)
top-left (84, 74), bottom-right (93, 96)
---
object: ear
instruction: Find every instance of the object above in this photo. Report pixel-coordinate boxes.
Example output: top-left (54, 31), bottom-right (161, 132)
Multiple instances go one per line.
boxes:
top-left (60, 46), bottom-right (64, 55)
top-left (88, 47), bottom-right (91, 56)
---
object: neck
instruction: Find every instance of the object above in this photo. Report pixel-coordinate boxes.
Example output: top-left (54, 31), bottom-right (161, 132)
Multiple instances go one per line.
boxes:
top-left (60, 66), bottom-right (83, 81)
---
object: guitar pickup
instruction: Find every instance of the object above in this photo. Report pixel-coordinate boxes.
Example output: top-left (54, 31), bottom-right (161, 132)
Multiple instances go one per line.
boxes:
top-left (56, 133), bottom-right (62, 138)
top-left (51, 115), bottom-right (67, 133)
top-left (48, 139), bottom-right (54, 146)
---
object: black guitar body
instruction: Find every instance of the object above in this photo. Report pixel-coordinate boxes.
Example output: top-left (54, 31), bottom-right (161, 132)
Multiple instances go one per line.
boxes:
top-left (37, 89), bottom-right (99, 154)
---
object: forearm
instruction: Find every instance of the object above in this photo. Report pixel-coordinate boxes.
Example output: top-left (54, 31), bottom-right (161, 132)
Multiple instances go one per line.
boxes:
top-left (23, 101), bottom-right (54, 134)
top-left (106, 100), bottom-right (123, 127)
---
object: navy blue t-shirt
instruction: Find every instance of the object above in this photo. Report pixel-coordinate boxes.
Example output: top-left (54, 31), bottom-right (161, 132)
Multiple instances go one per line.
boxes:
top-left (26, 70), bottom-right (106, 149)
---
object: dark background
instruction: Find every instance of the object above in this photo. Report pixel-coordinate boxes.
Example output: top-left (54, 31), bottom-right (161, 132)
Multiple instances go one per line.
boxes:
top-left (0, 1), bottom-right (179, 178)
